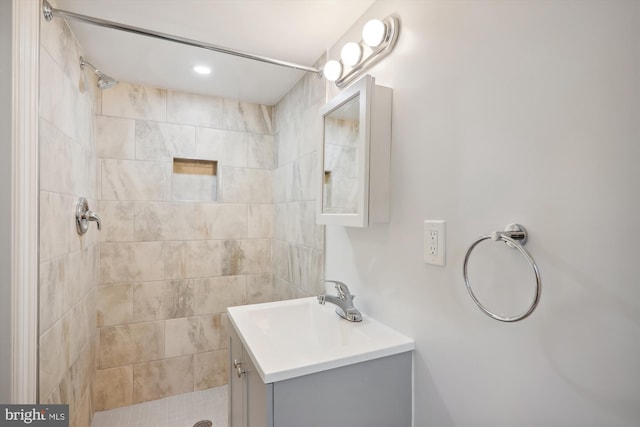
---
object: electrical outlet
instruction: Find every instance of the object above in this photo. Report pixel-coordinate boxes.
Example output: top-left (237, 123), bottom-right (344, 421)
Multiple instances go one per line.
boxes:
top-left (428, 230), bottom-right (438, 255)
top-left (424, 220), bottom-right (446, 266)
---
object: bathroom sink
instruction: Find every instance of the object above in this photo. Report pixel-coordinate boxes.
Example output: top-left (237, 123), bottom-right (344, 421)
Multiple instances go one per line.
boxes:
top-left (227, 297), bottom-right (414, 383)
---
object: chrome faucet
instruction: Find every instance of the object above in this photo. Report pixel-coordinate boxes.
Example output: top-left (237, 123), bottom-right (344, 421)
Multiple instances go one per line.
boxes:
top-left (318, 280), bottom-right (362, 322)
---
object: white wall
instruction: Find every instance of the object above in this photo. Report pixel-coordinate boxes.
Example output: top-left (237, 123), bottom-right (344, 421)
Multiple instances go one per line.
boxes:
top-left (0, 0), bottom-right (13, 403)
top-left (325, 1), bottom-right (640, 426)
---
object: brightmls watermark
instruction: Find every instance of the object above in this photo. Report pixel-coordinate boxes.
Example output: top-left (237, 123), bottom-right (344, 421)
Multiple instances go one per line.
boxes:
top-left (1, 405), bottom-right (68, 426)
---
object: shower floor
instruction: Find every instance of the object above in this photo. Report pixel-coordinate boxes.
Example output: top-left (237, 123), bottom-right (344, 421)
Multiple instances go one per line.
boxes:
top-left (90, 386), bottom-right (228, 427)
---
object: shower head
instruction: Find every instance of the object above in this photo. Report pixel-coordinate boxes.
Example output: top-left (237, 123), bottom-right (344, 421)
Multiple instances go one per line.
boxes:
top-left (79, 56), bottom-right (118, 89)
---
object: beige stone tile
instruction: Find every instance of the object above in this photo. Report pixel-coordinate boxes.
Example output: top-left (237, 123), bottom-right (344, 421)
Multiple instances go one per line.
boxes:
top-left (42, 376), bottom-right (66, 408)
top-left (247, 273), bottom-right (276, 305)
top-left (47, 335), bottom-right (94, 421)
top-left (95, 160), bottom-right (102, 200)
top-left (69, 142), bottom-right (96, 200)
top-left (194, 350), bottom-right (228, 390)
top-left (101, 82), bottom-right (167, 121)
top-left (222, 239), bottom-right (271, 276)
top-left (183, 240), bottom-right (224, 278)
top-left (219, 167), bottom-right (273, 203)
top-left (247, 134), bottom-right (275, 169)
top-left (195, 127), bottom-right (248, 167)
top-left (48, 357), bottom-right (92, 422)
top-left (166, 91), bottom-right (223, 128)
top-left (303, 249), bottom-right (324, 296)
top-left (101, 159), bottom-right (167, 201)
top-left (95, 115), bottom-right (136, 160)
top-left (193, 276), bottom-right (246, 316)
top-left (133, 355), bottom-right (194, 403)
top-left (100, 241), bottom-right (165, 284)
top-left (69, 333), bottom-right (96, 418)
top-left (97, 284), bottom-right (133, 327)
top-left (295, 153), bottom-right (318, 202)
top-left (67, 297), bottom-right (92, 366)
top-left (271, 239), bottom-right (291, 282)
top-left (196, 203), bottom-right (247, 239)
top-left (39, 50), bottom-right (74, 140)
top-left (39, 118), bottom-right (73, 194)
top-left (273, 163), bottom-right (294, 203)
top-left (223, 100), bottom-right (273, 135)
top-left (285, 245), bottom-right (324, 296)
top-left (98, 201), bottom-right (135, 242)
top-left (135, 120), bottom-right (196, 161)
top-left (274, 276), bottom-right (303, 300)
top-left (39, 191), bottom-right (73, 262)
top-left (71, 388), bottom-right (91, 427)
top-left (40, 14), bottom-right (81, 85)
top-left (301, 101), bottom-right (323, 157)
top-left (66, 246), bottom-right (97, 309)
top-left (134, 202), bottom-right (195, 241)
top-left (171, 172), bottom-right (217, 202)
top-left (133, 280), bottom-right (194, 322)
top-left (248, 204), bottom-right (274, 238)
top-left (165, 314), bottom-right (224, 358)
top-left (162, 241), bottom-right (186, 280)
top-left (219, 313), bottom-right (229, 348)
top-left (275, 120), bottom-right (302, 168)
top-left (94, 366), bottom-right (132, 411)
top-left (94, 79), bottom-right (102, 114)
top-left (39, 318), bottom-right (70, 402)
top-left (274, 201), bottom-right (322, 249)
top-left (39, 255), bottom-right (68, 333)
top-left (99, 321), bottom-right (164, 368)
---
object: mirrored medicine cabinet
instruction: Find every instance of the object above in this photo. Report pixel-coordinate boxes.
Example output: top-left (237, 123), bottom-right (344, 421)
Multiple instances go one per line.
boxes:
top-left (317, 75), bottom-right (392, 227)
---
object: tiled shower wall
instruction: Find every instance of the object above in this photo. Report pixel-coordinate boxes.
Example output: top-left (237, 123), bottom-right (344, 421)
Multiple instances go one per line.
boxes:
top-left (93, 83), bottom-right (276, 410)
top-left (272, 61), bottom-right (326, 297)
top-left (38, 14), bottom-right (98, 427)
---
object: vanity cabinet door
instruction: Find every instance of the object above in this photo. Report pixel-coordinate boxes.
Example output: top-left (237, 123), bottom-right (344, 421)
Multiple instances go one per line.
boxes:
top-left (245, 354), bottom-right (273, 427)
top-left (229, 328), bottom-right (247, 427)
top-left (229, 327), bottom-right (274, 427)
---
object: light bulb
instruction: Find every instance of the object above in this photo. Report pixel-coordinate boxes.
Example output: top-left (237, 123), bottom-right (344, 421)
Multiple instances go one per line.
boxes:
top-left (323, 60), bottom-right (342, 82)
top-left (362, 19), bottom-right (387, 47)
top-left (340, 42), bottom-right (362, 67)
top-left (193, 65), bottom-right (211, 75)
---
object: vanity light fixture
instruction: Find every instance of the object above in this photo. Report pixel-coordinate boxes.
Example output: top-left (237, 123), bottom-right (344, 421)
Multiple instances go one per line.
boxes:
top-left (193, 65), bottom-right (212, 75)
top-left (362, 19), bottom-right (387, 47)
top-left (321, 15), bottom-right (399, 88)
top-left (323, 60), bottom-right (343, 82)
top-left (340, 42), bottom-right (362, 67)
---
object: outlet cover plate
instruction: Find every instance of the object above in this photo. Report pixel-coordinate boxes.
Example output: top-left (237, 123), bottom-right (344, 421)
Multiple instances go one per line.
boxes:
top-left (424, 220), bottom-right (446, 266)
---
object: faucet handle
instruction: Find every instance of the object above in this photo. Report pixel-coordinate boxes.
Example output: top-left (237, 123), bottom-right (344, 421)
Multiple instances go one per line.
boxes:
top-left (324, 280), bottom-right (351, 300)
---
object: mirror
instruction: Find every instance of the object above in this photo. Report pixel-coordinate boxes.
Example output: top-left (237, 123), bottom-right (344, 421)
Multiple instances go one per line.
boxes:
top-left (317, 75), bottom-right (391, 227)
top-left (322, 93), bottom-right (361, 215)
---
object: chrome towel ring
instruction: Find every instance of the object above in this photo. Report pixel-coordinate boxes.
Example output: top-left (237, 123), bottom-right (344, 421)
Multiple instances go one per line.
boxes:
top-left (463, 224), bottom-right (541, 322)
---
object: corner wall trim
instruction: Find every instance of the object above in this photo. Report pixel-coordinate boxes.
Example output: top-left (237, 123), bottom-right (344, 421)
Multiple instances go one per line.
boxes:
top-left (11, 0), bottom-right (39, 403)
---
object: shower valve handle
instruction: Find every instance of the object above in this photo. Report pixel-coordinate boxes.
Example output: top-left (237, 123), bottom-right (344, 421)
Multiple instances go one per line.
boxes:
top-left (75, 197), bottom-right (101, 235)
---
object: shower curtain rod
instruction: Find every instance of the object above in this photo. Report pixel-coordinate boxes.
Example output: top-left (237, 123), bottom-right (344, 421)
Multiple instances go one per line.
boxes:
top-left (42, 0), bottom-right (322, 75)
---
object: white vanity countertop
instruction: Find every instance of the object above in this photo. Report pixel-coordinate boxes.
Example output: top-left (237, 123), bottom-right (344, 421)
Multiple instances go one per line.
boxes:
top-left (227, 297), bottom-right (415, 384)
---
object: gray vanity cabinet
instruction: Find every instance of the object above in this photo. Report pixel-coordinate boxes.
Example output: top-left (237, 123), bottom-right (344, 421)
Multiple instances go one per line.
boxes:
top-left (229, 327), bottom-right (272, 427)
top-left (229, 327), bottom-right (413, 427)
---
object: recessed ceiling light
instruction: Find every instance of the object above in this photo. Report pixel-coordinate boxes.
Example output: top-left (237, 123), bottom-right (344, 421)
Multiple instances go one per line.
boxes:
top-left (193, 65), bottom-right (211, 75)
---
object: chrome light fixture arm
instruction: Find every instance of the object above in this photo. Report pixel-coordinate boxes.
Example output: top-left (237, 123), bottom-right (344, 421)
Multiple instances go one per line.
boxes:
top-left (335, 16), bottom-right (400, 88)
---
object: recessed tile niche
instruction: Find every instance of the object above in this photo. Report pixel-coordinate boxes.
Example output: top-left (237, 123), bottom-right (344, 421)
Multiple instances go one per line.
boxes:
top-left (172, 158), bottom-right (218, 202)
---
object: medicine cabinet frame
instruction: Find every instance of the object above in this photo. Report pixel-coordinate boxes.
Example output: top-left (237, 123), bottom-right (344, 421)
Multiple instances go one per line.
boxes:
top-left (317, 75), bottom-right (392, 227)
